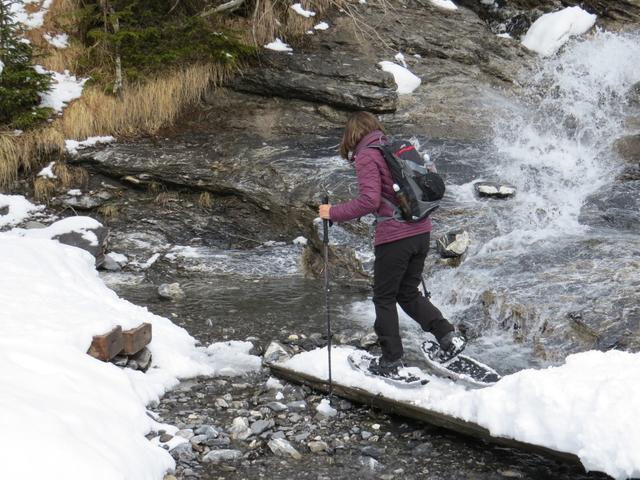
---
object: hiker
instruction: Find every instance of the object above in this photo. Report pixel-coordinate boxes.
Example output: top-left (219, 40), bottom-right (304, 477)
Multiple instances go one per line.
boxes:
top-left (318, 111), bottom-right (466, 377)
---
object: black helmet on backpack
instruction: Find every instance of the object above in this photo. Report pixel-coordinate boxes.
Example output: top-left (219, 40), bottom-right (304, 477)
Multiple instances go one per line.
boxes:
top-left (421, 172), bottom-right (445, 202)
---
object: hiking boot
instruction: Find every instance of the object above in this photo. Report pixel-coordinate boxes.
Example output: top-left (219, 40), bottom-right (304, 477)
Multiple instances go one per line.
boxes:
top-left (438, 331), bottom-right (467, 362)
top-left (368, 356), bottom-right (404, 378)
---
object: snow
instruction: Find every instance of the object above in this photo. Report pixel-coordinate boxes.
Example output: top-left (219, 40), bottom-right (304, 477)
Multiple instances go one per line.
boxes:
top-left (43, 32), bottom-right (69, 49)
top-left (284, 346), bottom-right (640, 479)
top-left (34, 66), bottom-right (88, 113)
top-left (264, 38), bottom-right (293, 52)
top-left (314, 21), bottom-right (329, 31)
top-left (0, 229), bottom-right (261, 479)
top-left (429, 0), bottom-right (457, 11)
top-left (107, 251), bottom-right (128, 264)
top-left (7, 216), bottom-right (103, 246)
top-left (9, 0), bottom-right (53, 29)
top-left (378, 61), bottom-right (421, 94)
top-left (316, 398), bottom-right (337, 417)
top-left (206, 341), bottom-right (262, 376)
top-left (292, 236), bottom-right (308, 245)
top-left (394, 52), bottom-right (407, 67)
top-left (291, 3), bottom-right (315, 17)
top-left (497, 33), bottom-right (512, 39)
top-left (65, 136), bottom-right (115, 155)
top-left (522, 7), bottom-right (597, 57)
top-left (0, 194), bottom-right (45, 228)
top-left (266, 376), bottom-right (284, 390)
top-left (37, 161), bottom-right (57, 179)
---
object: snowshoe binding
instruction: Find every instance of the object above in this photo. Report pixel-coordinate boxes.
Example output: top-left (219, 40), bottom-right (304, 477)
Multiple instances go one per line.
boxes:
top-left (421, 338), bottom-right (501, 388)
top-left (348, 350), bottom-right (429, 388)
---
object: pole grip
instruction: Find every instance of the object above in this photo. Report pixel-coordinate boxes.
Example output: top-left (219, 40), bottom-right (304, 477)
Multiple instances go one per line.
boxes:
top-left (322, 194), bottom-right (329, 243)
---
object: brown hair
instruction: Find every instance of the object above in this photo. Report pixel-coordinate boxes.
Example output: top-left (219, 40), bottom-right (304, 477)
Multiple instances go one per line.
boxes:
top-left (339, 111), bottom-right (385, 160)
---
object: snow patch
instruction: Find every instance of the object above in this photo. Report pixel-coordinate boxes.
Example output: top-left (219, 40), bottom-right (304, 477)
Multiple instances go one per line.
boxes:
top-left (378, 61), bottom-right (421, 94)
top-left (43, 32), bottom-right (69, 49)
top-left (37, 161), bottom-right (56, 179)
top-left (291, 3), bottom-right (315, 17)
top-left (429, 0), bottom-right (457, 10)
top-left (65, 136), bottom-right (115, 155)
top-left (316, 398), bottom-right (337, 417)
top-left (0, 194), bottom-right (44, 228)
top-left (293, 236), bottom-right (308, 246)
top-left (7, 216), bottom-right (103, 246)
top-left (206, 341), bottom-right (262, 376)
top-left (264, 38), bottom-right (293, 52)
top-left (522, 6), bottom-right (597, 57)
top-left (34, 66), bottom-right (88, 113)
top-left (314, 21), bottom-right (329, 31)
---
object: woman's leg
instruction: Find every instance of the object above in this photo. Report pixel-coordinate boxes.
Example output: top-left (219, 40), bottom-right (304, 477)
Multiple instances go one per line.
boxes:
top-left (396, 234), bottom-right (454, 342)
top-left (372, 238), bottom-right (414, 362)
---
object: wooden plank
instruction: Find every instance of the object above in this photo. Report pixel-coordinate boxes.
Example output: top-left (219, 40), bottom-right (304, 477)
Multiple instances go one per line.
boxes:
top-left (266, 362), bottom-right (583, 466)
top-left (87, 325), bottom-right (123, 361)
top-left (122, 323), bottom-right (152, 355)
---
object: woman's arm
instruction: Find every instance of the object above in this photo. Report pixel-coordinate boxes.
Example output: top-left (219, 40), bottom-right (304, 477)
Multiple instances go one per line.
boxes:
top-left (329, 149), bottom-right (382, 222)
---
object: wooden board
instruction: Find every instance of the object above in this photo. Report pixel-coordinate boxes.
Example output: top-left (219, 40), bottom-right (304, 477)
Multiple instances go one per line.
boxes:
top-left (265, 354), bottom-right (584, 468)
top-left (122, 323), bottom-right (152, 355)
top-left (87, 325), bottom-right (123, 361)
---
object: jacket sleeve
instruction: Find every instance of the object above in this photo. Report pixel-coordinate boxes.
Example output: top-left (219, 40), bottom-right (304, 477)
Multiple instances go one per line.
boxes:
top-left (330, 149), bottom-right (382, 222)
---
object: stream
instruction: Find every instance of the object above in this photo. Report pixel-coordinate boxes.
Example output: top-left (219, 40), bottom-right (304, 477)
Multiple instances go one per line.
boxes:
top-left (98, 30), bottom-right (639, 479)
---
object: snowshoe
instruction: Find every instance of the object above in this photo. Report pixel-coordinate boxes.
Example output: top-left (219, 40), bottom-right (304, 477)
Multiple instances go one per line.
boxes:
top-left (421, 339), bottom-right (501, 388)
top-left (347, 350), bottom-right (429, 388)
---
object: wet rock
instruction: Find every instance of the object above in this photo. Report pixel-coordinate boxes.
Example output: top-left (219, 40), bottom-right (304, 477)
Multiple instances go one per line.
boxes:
top-left (158, 282), bottom-right (185, 300)
top-left (628, 82), bottom-right (640, 106)
top-left (474, 181), bottom-right (517, 198)
top-left (436, 230), bottom-right (471, 258)
top-left (101, 254), bottom-right (122, 271)
top-left (266, 401), bottom-right (288, 412)
top-left (195, 425), bottom-right (219, 438)
top-left (53, 190), bottom-right (113, 210)
top-left (614, 134), bottom-right (640, 163)
top-left (360, 445), bottom-right (384, 460)
top-left (202, 449), bottom-right (242, 464)
top-left (286, 400), bottom-right (307, 412)
top-left (412, 441), bottom-right (433, 456)
top-left (268, 438), bottom-right (302, 460)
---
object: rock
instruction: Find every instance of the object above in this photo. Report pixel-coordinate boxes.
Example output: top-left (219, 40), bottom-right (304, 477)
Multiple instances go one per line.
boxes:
top-left (51, 219), bottom-right (108, 267)
top-left (53, 190), bottom-right (113, 210)
top-left (271, 431), bottom-right (286, 440)
top-left (228, 417), bottom-right (251, 440)
top-left (111, 354), bottom-right (128, 367)
top-left (436, 229), bottom-right (471, 258)
top-left (266, 401), bottom-right (288, 412)
top-left (264, 342), bottom-right (291, 364)
top-left (268, 438), bottom-right (302, 460)
top-left (158, 282), bottom-right (185, 300)
top-left (202, 449), bottom-right (242, 464)
top-left (286, 400), bottom-right (307, 411)
top-left (360, 332), bottom-right (378, 349)
top-left (412, 441), bottom-right (433, 456)
top-left (190, 434), bottom-right (208, 445)
top-left (308, 440), bottom-right (329, 453)
top-left (159, 433), bottom-right (173, 443)
top-left (195, 425), bottom-right (219, 438)
top-left (215, 398), bottom-right (229, 409)
top-left (250, 419), bottom-right (274, 435)
top-left (628, 82), bottom-right (640, 106)
top-left (294, 432), bottom-right (310, 442)
top-left (170, 442), bottom-right (195, 462)
top-left (614, 134), bottom-right (640, 163)
top-left (230, 51), bottom-right (398, 113)
top-left (175, 429), bottom-right (194, 440)
top-left (23, 221), bottom-right (46, 229)
top-left (130, 347), bottom-right (152, 372)
top-left (361, 431), bottom-right (372, 440)
top-left (474, 181), bottom-right (517, 198)
top-left (360, 445), bottom-right (384, 460)
top-left (101, 254), bottom-right (122, 271)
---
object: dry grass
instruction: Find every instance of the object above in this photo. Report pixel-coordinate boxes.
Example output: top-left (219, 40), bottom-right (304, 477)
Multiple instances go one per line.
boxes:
top-left (97, 204), bottom-right (119, 220)
top-left (33, 177), bottom-right (57, 202)
top-left (198, 191), bottom-right (213, 209)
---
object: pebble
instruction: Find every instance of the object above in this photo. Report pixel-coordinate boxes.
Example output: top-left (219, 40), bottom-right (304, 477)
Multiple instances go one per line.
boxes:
top-left (202, 449), bottom-right (242, 464)
top-left (175, 429), bottom-right (194, 440)
top-left (159, 433), bottom-right (173, 443)
top-left (308, 440), bottom-right (329, 453)
top-left (229, 417), bottom-right (251, 440)
top-left (215, 398), bottom-right (229, 408)
top-left (266, 401), bottom-right (288, 412)
top-left (361, 431), bottom-right (372, 440)
top-left (360, 445), bottom-right (383, 460)
top-left (250, 419), bottom-right (274, 435)
top-left (195, 425), bottom-right (219, 438)
top-left (268, 438), bottom-right (302, 460)
top-left (286, 400), bottom-right (307, 411)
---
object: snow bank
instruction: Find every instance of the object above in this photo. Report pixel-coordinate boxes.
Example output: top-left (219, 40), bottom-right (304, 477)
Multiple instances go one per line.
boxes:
top-left (379, 61), bottom-right (421, 94)
top-left (264, 38), bottom-right (293, 52)
top-left (284, 346), bottom-right (640, 479)
top-left (522, 6), bottom-right (597, 57)
top-left (0, 233), bottom-right (261, 479)
top-left (34, 66), bottom-right (88, 113)
top-left (65, 136), bottom-right (116, 155)
top-left (291, 3), bottom-right (315, 17)
top-left (0, 194), bottom-right (44, 228)
top-left (6, 215), bottom-right (103, 246)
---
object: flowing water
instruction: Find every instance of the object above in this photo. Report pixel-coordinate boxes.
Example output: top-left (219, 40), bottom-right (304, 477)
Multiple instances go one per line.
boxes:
top-left (103, 31), bottom-right (640, 478)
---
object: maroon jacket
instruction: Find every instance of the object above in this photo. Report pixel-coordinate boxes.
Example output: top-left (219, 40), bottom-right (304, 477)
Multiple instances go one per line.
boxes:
top-left (330, 130), bottom-right (432, 246)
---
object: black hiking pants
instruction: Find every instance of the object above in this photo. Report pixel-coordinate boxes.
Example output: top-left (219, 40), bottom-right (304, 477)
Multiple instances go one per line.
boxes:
top-left (373, 232), bottom-right (454, 362)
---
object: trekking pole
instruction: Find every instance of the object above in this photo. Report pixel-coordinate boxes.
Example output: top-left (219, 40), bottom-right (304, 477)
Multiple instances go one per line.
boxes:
top-left (322, 194), bottom-right (333, 400)
top-left (421, 276), bottom-right (431, 299)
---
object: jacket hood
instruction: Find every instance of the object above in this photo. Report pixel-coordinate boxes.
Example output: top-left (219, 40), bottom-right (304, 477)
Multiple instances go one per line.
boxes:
top-left (352, 130), bottom-right (387, 159)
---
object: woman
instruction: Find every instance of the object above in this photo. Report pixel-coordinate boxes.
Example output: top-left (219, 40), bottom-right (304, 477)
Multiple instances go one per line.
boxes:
top-left (319, 111), bottom-right (465, 377)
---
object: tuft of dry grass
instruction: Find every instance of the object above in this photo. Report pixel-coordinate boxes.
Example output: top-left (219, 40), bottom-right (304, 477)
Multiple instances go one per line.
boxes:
top-left (97, 204), bottom-right (119, 220)
top-left (198, 191), bottom-right (213, 209)
top-left (33, 177), bottom-right (57, 202)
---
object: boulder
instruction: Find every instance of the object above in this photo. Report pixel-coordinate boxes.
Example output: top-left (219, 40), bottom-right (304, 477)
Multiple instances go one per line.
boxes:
top-left (613, 134), bottom-right (640, 164)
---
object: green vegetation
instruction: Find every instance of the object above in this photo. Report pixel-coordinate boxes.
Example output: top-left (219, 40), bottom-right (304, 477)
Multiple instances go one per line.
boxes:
top-left (0, 0), bottom-right (53, 130)
top-left (77, 0), bottom-right (254, 91)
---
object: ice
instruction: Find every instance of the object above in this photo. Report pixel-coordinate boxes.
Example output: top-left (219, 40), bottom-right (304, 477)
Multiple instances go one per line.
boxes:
top-left (378, 61), bottom-right (421, 94)
top-left (522, 6), bottom-right (597, 57)
top-left (264, 38), bottom-right (293, 52)
top-left (284, 346), bottom-right (640, 479)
